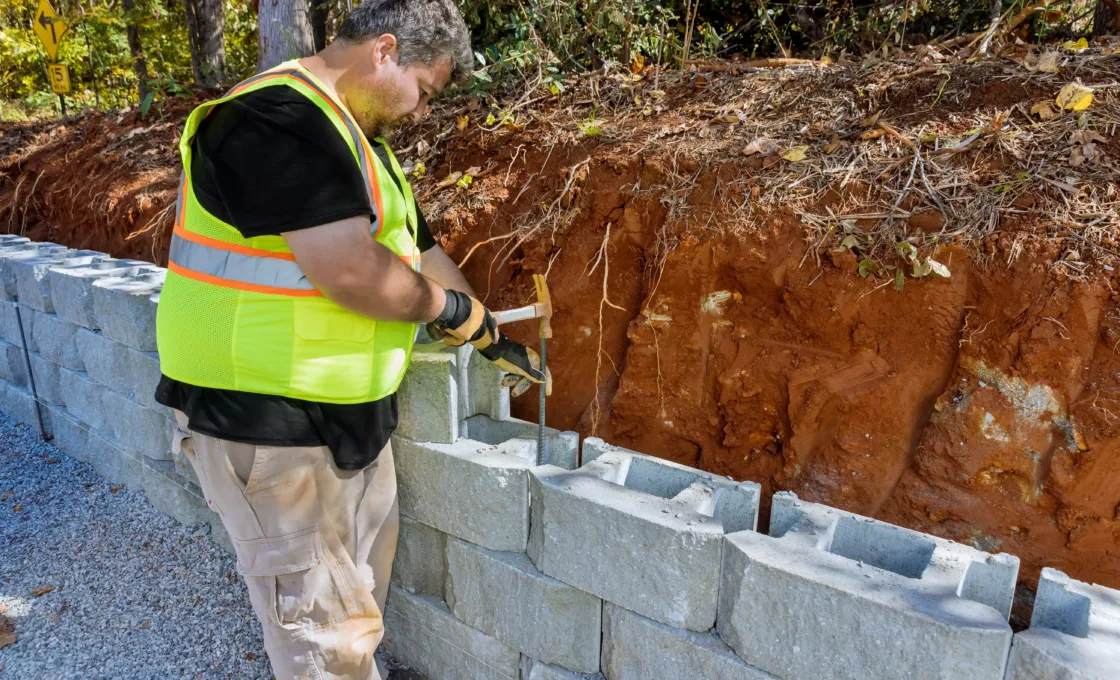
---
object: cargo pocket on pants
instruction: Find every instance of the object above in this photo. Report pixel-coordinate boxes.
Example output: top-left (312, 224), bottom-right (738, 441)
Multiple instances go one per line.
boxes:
top-left (237, 526), bottom-right (360, 631)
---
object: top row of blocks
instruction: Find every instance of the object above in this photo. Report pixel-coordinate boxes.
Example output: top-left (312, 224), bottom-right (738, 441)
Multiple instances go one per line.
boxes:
top-left (0, 238), bottom-right (164, 351)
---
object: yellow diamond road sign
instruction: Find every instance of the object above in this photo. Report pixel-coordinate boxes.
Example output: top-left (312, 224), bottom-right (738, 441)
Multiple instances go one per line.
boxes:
top-left (33, 0), bottom-right (69, 61)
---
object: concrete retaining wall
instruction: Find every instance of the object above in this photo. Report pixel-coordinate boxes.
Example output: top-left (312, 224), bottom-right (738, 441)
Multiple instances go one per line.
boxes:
top-left (0, 236), bottom-right (1109, 680)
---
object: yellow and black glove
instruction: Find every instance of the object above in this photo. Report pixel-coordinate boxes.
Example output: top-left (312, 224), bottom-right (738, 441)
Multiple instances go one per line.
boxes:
top-left (431, 290), bottom-right (551, 397)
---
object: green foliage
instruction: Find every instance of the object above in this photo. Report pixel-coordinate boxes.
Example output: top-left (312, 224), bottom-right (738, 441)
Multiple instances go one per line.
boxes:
top-left (0, 0), bottom-right (258, 120)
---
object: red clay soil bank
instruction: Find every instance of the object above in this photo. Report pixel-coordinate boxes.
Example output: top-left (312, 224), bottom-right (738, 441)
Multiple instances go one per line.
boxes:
top-left (434, 139), bottom-right (1119, 595)
top-left (2, 58), bottom-right (1119, 597)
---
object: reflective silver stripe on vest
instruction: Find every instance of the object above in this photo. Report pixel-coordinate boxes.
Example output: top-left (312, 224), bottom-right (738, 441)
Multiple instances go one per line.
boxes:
top-left (169, 233), bottom-right (315, 290)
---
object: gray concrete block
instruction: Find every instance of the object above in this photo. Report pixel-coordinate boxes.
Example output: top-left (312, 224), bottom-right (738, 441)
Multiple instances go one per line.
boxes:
top-left (391, 515), bottom-right (447, 597)
top-left (446, 538), bottom-right (601, 673)
top-left (717, 491), bottom-right (1017, 680)
top-left (85, 427), bottom-right (142, 487)
top-left (0, 300), bottom-right (32, 349)
top-left (142, 458), bottom-right (209, 526)
top-left (209, 512), bottom-right (235, 555)
top-left (1004, 568), bottom-right (1120, 680)
top-left (59, 368), bottom-right (105, 431)
top-left (49, 258), bottom-right (150, 328)
top-left (466, 344), bottom-right (510, 421)
top-left (520, 657), bottom-right (603, 680)
top-left (0, 243), bottom-right (68, 300)
top-left (397, 352), bottom-right (458, 444)
top-left (75, 328), bottom-right (161, 407)
top-left (0, 383), bottom-right (51, 434)
top-left (28, 352), bottom-right (64, 406)
top-left (29, 310), bottom-right (83, 370)
top-left (383, 587), bottom-right (520, 680)
top-left (103, 389), bottom-right (172, 460)
top-left (528, 447), bottom-right (760, 631)
top-left (49, 407), bottom-right (91, 462)
top-left (0, 339), bottom-right (29, 387)
top-left (394, 435), bottom-right (537, 552)
top-left (14, 250), bottom-right (106, 313)
top-left (464, 414), bottom-right (578, 469)
top-left (171, 444), bottom-right (201, 488)
top-left (602, 603), bottom-right (773, 680)
top-left (91, 269), bottom-right (165, 351)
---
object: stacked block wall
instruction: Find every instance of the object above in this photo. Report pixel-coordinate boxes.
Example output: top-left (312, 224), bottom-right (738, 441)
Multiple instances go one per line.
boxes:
top-left (0, 237), bottom-right (1112, 680)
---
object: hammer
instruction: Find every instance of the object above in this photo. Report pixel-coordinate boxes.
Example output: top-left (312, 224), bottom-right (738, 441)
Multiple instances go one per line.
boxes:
top-left (493, 274), bottom-right (552, 458)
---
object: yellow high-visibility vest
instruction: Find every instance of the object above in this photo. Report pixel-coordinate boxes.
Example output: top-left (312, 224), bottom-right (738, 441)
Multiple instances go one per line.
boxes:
top-left (156, 60), bottom-right (422, 403)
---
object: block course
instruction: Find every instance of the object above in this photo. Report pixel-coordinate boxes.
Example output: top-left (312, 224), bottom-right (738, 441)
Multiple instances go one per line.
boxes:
top-left (529, 440), bottom-right (760, 631)
top-left (718, 491), bottom-right (1018, 680)
top-left (1004, 568), bottom-right (1120, 679)
top-left (0, 236), bottom-right (1110, 680)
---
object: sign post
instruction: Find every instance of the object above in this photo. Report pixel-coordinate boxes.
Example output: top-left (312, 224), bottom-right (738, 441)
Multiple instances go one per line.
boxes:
top-left (32, 0), bottom-right (70, 117)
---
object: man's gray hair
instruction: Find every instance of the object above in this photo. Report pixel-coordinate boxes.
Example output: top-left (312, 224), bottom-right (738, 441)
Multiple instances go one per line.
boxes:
top-left (338, 0), bottom-right (473, 85)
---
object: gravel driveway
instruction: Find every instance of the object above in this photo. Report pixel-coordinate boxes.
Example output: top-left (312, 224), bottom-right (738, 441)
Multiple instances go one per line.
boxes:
top-left (0, 413), bottom-right (270, 679)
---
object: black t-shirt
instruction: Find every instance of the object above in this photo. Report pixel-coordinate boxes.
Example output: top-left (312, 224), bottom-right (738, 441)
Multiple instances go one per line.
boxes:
top-left (156, 86), bottom-right (436, 471)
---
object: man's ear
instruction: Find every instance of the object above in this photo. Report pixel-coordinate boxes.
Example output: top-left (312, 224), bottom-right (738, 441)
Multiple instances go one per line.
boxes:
top-left (369, 33), bottom-right (399, 68)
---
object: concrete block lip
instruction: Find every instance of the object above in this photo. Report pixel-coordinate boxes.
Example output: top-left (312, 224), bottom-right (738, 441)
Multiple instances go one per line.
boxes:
top-left (723, 530), bottom-right (1012, 631)
top-left (533, 449), bottom-right (760, 535)
top-left (399, 433), bottom-right (541, 469)
top-left (533, 464), bottom-right (731, 536)
top-left (767, 491), bottom-right (1019, 619)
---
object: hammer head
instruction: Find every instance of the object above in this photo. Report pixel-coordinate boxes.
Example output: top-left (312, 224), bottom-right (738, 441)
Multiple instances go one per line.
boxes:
top-left (533, 273), bottom-right (553, 339)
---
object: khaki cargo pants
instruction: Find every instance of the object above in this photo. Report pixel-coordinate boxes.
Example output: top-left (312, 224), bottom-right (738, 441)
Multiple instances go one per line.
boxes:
top-left (173, 412), bottom-right (399, 680)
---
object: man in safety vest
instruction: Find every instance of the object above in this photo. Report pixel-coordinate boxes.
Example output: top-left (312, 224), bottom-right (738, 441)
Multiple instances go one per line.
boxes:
top-left (154, 1), bottom-right (549, 677)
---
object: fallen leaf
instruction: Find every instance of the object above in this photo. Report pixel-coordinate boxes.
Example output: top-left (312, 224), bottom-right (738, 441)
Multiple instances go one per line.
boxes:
top-left (780, 146), bottom-right (808, 162)
top-left (47, 459), bottom-right (59, 464)
top-left (1031, 101), bottom-right (1058, 120)
top-left (823, 135), bottom-right (842, 153)
top-left (860, 111), bottom-right (882, 128)
top-left (456, 115), bottom-right (469, 131)
top-left (715, 114), bottom-right (740, 124)
top-left (0, 615), bottom-right (15, 650)
top-left (894, 270), bottom-right (905, 293)
top-left (245, 652), bottom-right (256, 661)
top-left (109, 486), bottom-right (122, 494)
top-left (857, 259), bottom-right (879, 278)
top-left (0, 491), bottom-right (10, 501)
top-left (1037, 51), bottom-right (1061, 73)
top-left (11, 505), bottom-right (19, 512)
top-left (1056, 83), bottom-right (1093, 111)
top-left (742, 139), bottom-right (777, 156)
top-left (820, 55), bottom-right (834, 65)
top-left (1070, 130), bottom-right (1107, 145)
top-left (137, 619), bottom-right (150, 629)
top-left (32, 585), bottom-right (53, 597)
top-left (1062, 37), bottom-right (1088, 52)
top-left (629, 54), bottom-right (645, 74)
top-left (927, 259), bottom-right (951, 278)
top-left (835, 235), bottom-right (862, 252)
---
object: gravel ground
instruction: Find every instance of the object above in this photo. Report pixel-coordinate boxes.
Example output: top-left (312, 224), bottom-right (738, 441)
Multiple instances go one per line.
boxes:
top-left (0, 413), bottom-right (271, 679)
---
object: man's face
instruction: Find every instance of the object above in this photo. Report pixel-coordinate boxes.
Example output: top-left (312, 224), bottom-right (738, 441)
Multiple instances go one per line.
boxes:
top-left (343, 35), bottom-right (453, 137)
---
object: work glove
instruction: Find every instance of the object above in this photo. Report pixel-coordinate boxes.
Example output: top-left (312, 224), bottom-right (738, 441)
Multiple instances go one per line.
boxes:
top-left (430, 290), bottom-right (552, 397)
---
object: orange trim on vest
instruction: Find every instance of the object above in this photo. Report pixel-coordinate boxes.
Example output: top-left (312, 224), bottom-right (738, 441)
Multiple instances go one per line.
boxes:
top-left (167, 261), bottom-right (324, 298)
top-left (173, 226), bottom-right (298, 262)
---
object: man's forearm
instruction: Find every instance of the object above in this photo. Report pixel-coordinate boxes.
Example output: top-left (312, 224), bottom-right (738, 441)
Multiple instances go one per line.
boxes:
top-left (284, 217), bottom-right (447, 323)
top-left (421, 245), bottom-right (476, 297)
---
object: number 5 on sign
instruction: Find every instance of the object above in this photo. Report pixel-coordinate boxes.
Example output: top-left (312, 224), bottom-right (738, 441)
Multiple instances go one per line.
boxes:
top-left (48, 63), bottom-right (71, 95)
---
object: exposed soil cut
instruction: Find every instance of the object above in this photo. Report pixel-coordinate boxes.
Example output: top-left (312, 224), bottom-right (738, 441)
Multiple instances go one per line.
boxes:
top-left (2, 52), bottom-right (1119, 601)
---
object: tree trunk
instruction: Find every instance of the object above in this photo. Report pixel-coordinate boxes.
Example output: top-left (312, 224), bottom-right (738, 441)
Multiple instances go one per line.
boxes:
top-left (310, 0), bottom-right (329, 52)
top-left (1094, 0), bottom-right (1120, 35)
top-left (258, 0), bottom-right (315, 71)
top-left (184, 0), bottom-right (227, 86)
top-left (122, 0), bottom-right (150, 102)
